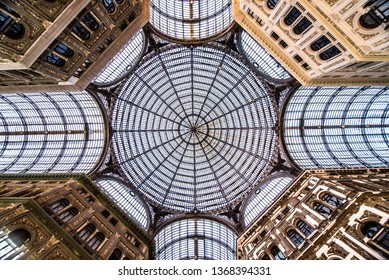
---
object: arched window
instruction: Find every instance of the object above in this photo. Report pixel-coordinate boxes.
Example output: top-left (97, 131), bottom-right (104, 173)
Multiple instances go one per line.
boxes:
top-left (81, 13), bottom-right (99, 31)
top-left (321, 193), bottom-right (342, 207)
top-left (49, 198), bottom-right (70, 213)
top-left (0, 229), bottom-right (30, 260)
top-left (79, 224), bottom-right (96, 241)
top-left (313, 202), bottom-right (332, 218)
top-left (310, 35), bottom-right (331, 51)
top-left (288, 229), bottom-right (304, 246)
top-left (0, 4), bottom-right (25, 39)
top-left (361, 221), bottom-right (389, 252)
top-left (72, 23), bottom-right (90, 40)
top-left (297, 220), bottom-right (314, 236)
top-left (57, 207), bottom-right (78, 222)
top-left (267, 0), bottom-right (279, 9)
top-left (88, 232), bottom-right (105, 250)
top-left (359, 0), bottom-right (389, 29)
top-left (108, 248), bottom-right (122, 260)
top-left (101, 0), bottom-right (115, 13)
top-left (284, 7), bottom-right (301, 26)
top-left (54, 43), bottom-right (74, 58)
top-left (319, 46), bottom-right (341, 60)
top-left (46, 53), bottom-right (65, 67)
top-left (270, 246), bottom-right (286, 260)
top-left (293, 17), bottom-right (312, 34)
top-left (362, 221), bottom-right (382, 238)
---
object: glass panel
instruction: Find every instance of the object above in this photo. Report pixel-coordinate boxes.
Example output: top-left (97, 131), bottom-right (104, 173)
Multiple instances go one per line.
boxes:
top-left (95, 177), bottom-right (149, 229)
top-left (271, 246), bottom-right (286, 260)
top-left (149, 0), bottom-right (232, 42)
top-left (239, 31), bottom-right (291, 80)
top-left (244, 176), bottom-right (293, 226)
top-left (155, 218), bottom-right (236, 260)
top-left (93, 30), bottom-right (145, 85)
top-left (0, 91), bottom-right (106, 174)
top-left (297, 220), bottom-right (314, 236)
top-left (283, 86), bottom-right (389, 169)
top-left (112, 45), bottom-right (277, 213)
top-left (313, 202), bottom-right (332, 218)
top-left (288, 229), bottom-right (304, 246)
top-left (284, 7), bottom-right (301, 25)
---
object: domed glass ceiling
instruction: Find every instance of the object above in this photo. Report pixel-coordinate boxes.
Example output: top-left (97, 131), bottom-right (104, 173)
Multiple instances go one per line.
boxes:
top-left (112, 44), bottom-right (277, 213)
top-left (149, 0), bottom-right (232, 43)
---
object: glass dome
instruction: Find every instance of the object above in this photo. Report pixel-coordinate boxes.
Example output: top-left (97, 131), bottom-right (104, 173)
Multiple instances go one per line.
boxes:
top-left (149, 0), bottom-right (233, 43)
top-left (155, 218), bottom-right (236, 260)
top-left (112, 44), bottom-right (277, 213)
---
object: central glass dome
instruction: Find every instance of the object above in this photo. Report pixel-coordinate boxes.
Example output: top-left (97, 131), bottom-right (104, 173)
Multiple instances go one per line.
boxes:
top-left (112, 44), bottom-right (277, 213)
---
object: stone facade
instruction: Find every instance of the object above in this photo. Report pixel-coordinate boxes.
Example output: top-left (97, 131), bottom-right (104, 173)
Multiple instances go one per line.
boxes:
top-left (237, 168), bottom-right (389, 260)
top-left (0, 174), bottom-right (152, 260)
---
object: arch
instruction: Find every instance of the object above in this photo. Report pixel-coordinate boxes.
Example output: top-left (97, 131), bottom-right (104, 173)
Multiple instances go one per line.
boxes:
top-left (319, 46), bottom-right (341, 60)
top-left (155, 218), bottom-right (237, 260)
top-left (313, 202), bottom-right (332, 218)
top-left (101, 0), bottom-right (116, 13)
top-left (359, 0), bottom-right (389, 29)
top-left (0, 229), bottom-right (31, 260)
top-left (296, 220), bottom-right (314, 236)
top-left (287, 229), bottom-right (304, 246)
top-left (88, 232), bottom-right (105, 250)
top-left (293, 17), bottom-right (312, 34)
top-left (46, 53), bottom-right (65, 67)
top-left (267, 0), bottom-right (280, 9)
top-left (93, 30), bottom-right (146, 85)
top-left (361, 221), bottom-right (382, 238)
top-left (321, 193), bottom-right (342, 207)
top-left (81, 12), bottom-right (99, 31)
top-left (284, 7), bottom-right (301, 26)
top-left (270, 246), bottom-right (286, 260)
top-left (57, 207), bottom-right (79, 222)
top-left (95, 177), bottom-right (150, 230)
top-left (49, 198), bottom-right (70, 213)
top-left (237, 30), bottom-right (292, 81)
top-left (108, 248), bottom-right (122, 260)
top-left (0, 91), bottom-right (106, 174)
top-left (310, 35), bottom-right (331, 51)
top-left (78, 224), bottom-right (96, 241)
top-left (72, 23), bottom-right (90, 40)
top-left (0, 4), bottom-right (25, 39)
top-left (282, 86), bottom-right (389, 169)
top-left (149, 0), bottom-right (233, 43)
top-left (243, 174), bottom-right (294, 227)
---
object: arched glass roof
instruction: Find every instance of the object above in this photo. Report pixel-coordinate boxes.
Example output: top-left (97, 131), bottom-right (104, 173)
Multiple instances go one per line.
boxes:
top-left (0, 91), bottom-right (106, 174)
top-left (149, 0), bottom-right (232, 43)
top-left (283, 86), bottom-right (389, 169)
top-left (112, 44), bottom-right (277, 213)
top-left (93, 30), bottom-right (146, 85)
top-left (155, 218), bottom-right (236, 260)
top-left (243, 175), bottom-right (293, 227)
top-left (238, 31), bottom-right (291, 81)
top-left (94, 177), bottom-right (150, 229)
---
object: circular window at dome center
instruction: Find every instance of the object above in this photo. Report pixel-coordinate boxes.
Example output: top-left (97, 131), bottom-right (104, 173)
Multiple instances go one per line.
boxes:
top-left (149, 0), bottom-right (233, 43)
top-left (112, 44), bottom-right (277, 213)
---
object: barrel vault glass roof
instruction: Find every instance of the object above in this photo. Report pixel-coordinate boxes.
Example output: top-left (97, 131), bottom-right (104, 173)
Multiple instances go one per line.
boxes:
top-left (1, 1), bottom-right (389, 261)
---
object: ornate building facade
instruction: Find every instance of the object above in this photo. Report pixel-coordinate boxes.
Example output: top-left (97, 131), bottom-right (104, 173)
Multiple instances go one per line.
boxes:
top-left (237, 168), bottom-right (389, 260)
top-left (0, 174), bottom-right (151, 260)
top-left (0, 0), bottom-right (388, 260)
